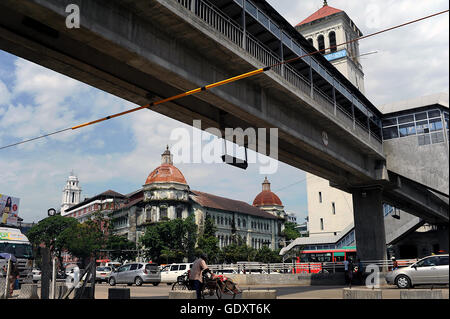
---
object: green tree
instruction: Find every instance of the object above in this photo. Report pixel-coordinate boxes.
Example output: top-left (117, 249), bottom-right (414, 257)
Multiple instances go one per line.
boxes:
top-left (197, 216), bottom-right (220, 263)
top-left (105, 235), bottom-right (137, 263)
top-left (27, 215), bottom-right (79, 266)
top-left (58, 218), bottom-right (107, 267)
top-left (140, 215), bottom-right (198, 264)
top-left (282, 222), bottom-right (301, 241)
top-left (254, 246), bottom-right (282, 263)
top-left (218, 244), bottom-right (256, 263)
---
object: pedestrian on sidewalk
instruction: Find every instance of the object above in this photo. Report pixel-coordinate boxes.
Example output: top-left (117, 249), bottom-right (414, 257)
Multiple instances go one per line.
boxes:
top-left (8, 262), bottom-right (20, 297)
top-left (347, 258), bottom-right (354, 288)
top-left (356, 258), bottom-right (364, 285)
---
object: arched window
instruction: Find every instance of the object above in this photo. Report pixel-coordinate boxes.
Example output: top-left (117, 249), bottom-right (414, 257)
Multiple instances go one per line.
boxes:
top-left (317, 35), bottom-right (325, 53)
top-left (329, 31), bottom-right (337, 52)
top-left (307, 38), bottom-right (313, 46)
top-left (176, 207), bottom-right (183, 219)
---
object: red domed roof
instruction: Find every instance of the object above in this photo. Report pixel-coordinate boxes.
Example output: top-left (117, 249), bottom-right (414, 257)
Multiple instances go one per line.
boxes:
top-left (145, 146), bottom-right (187, 185)
top-left (252, 177), bottom-right (283, 207)
top-left (253, 191), bottom-right (282, 207)
top-left (145, 164), bottom-right (187, 185)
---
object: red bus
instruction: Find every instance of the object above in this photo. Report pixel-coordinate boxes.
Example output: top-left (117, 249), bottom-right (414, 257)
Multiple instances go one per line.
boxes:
top-left (293, 246), bottom-right (357, 274)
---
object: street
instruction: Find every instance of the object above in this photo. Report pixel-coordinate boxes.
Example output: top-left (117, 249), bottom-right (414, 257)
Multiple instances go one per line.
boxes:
top-left (92, 282), bottom-right (450, 299)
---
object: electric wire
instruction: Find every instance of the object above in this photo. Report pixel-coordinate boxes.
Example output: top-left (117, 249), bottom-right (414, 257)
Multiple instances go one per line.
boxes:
top-left (0, 9), bottom-right (448, 151)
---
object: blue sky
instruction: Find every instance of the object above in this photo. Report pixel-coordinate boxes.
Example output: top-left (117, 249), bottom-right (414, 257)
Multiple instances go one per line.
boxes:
top-left (0, 0), bottom-right (448, 223)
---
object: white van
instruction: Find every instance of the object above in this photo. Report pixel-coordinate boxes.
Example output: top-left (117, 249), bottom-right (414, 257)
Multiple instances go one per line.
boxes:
top-left (160, 263), bottom-right (192, 284)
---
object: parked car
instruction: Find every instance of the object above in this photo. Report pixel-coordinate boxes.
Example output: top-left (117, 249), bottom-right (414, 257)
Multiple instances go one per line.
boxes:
top-left (109, 263), bottom-right (161, 286)
top-left (32, 268), bottom-right (41, 283)
top-left (385, 254), bottom-right (449, 288)
top-left (96, 266), bottom-right (113, 283)
top-left (215, 269), bottom-right (238, 275)
top-left (160, 263), bottom-right (193, 284)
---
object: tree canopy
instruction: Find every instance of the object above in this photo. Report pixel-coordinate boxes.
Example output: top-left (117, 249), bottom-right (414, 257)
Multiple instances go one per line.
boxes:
top-left (140, 215), bottom-right (197, 264)
top-left (282, 222), bottom-right (301, 241)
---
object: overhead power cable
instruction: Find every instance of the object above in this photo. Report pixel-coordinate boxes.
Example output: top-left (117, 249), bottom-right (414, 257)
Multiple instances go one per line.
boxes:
top-left (0, 9), bottom-right (448, 151)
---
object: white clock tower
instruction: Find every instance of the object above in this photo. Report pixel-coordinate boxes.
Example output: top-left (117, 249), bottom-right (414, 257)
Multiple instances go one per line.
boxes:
top-left (61, 171), bottom-right (82, 215)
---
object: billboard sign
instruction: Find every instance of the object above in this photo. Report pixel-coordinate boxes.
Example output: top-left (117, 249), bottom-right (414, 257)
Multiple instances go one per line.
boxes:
top-left (0, 194), bottom-right (20, 226)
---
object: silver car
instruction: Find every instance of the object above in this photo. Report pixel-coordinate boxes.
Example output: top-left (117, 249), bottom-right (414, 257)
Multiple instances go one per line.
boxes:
top-left (108, 262), bottom-right (161, 286)
top-left (385, 254), bottom-right (449, 288)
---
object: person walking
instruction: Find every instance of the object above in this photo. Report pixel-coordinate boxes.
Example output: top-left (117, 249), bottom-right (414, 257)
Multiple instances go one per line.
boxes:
top-left (357, 258), bottom-right (364, 285)
top-left (189, 253), bottom-right (213, 299)
top-left (347, 258), bottom-right (354, 288)
top-left (343, 259), bottom-right (349, 284)
top-left (8, 261), bottom-right (20, 297)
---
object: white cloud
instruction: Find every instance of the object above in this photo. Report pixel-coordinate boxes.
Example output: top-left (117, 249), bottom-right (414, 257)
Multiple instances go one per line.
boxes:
top-left (0, 79), bottom-right (10, 106)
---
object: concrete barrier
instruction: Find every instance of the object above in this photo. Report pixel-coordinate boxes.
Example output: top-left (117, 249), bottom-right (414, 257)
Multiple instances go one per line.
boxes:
top-left (241, 289), bottom-right (277, 299)
top-left (74, 287), bottom-right (94, 299)
top-left (343, 288), bottom-right (382, 299)
top-left (169, 290), bottom-right (197, 299)
top-left (53, 283), bottom-right (68, 299)
top-left (17, 284), bottom-right (39, 299)
top-left (226, 273), bottom-right (385, 286)
top-left (108, 288), bottom-right (131, 299)
top-left (400, 290), bottom-right (444, 299)
top-left (0, 278), bottom-right (6, 299)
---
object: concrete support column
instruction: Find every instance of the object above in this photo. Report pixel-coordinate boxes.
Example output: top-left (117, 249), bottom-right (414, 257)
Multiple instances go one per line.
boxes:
top-left (352, 187), bottom-right (387, 263)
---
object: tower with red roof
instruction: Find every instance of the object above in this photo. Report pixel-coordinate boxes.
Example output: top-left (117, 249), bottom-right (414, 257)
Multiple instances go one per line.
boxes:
top-left (295, 1), bottom-right (365, 93)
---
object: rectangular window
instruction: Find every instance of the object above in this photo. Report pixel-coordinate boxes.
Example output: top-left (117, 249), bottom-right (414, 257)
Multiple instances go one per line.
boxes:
top-left (429, 118), bottom-right (443, 132)
top-left (319, 192), bottom-right (322, 203)
top-left (428, 110), bottom-right (441, 119)
top-left (160, 207), bottom-right (168, 219)
top-left (416, 120), bottom-right (430, 134)
top-left (332, 202), bottom-right (336, 215)
top-left (382, 118), bottom-right (397, 126)
top-left (415, 112), bottom-right (428, 121)
top-left (418, 134), bottom-right (431, 146)
top-left (383, 126), bottom-right (399, 140)
top-left (399, 123), bottom-right (416, 137)
top-left (398, 115), bottom-right (414, 124)
top-left (320, 218), bottom-right (324, 231)
top-left (431, 132), bottom-right (444, 144)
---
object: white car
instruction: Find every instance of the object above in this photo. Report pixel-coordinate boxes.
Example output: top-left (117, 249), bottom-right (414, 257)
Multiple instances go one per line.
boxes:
top-left (385, 254), bottom-right (449, 288)
top-left (160, 263), bottom-right (192, 284)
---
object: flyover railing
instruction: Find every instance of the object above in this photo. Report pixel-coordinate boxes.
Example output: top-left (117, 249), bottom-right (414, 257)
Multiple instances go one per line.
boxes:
top-left (174, 0), bottom-right (383, 145)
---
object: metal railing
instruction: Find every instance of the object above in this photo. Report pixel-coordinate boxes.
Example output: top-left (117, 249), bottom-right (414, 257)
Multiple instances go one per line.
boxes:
top-left (209, 259), bottom-right (416, 274)
top-left (174, 0), bottom-right (382, 145)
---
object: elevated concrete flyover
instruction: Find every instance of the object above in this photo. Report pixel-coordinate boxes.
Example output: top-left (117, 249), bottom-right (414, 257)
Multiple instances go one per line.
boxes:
top-left (0, 0), bottom-right (447, 260)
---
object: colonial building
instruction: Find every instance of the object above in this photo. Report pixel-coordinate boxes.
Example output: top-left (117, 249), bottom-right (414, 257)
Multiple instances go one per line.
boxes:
top-left (63, 147), bottom-right (288, 251)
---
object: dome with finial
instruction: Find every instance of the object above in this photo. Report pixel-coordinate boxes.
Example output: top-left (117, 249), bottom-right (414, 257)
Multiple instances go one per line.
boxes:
top-left (145, 146), bottom-right (187, 185)
top-left (252, 177), bottom-right (283, 207)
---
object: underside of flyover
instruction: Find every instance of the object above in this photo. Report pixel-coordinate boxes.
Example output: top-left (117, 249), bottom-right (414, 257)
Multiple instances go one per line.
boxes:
top-left (0, 0), bottom-right (447, 261)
